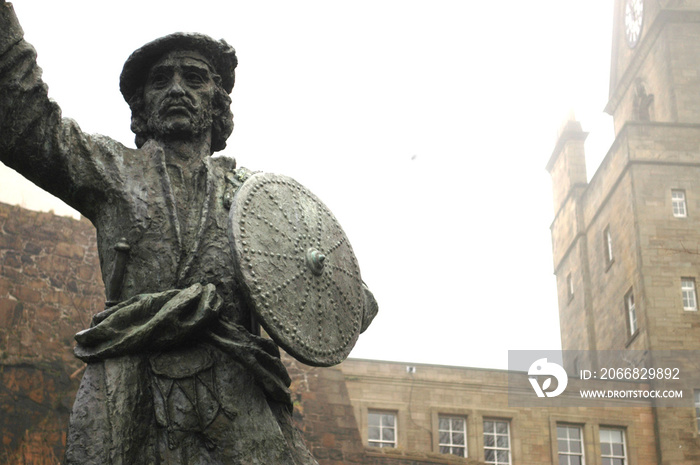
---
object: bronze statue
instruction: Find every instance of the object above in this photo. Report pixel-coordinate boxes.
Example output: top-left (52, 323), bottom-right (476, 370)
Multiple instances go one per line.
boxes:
top-left (0, 2), bottom-right (377, 464)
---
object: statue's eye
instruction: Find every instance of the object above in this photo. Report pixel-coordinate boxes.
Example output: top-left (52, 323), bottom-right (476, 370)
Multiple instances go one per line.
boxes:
top-left (185, 72), bottom-right (206, 87)
top-left (150, 73), bottom-right (170, 89)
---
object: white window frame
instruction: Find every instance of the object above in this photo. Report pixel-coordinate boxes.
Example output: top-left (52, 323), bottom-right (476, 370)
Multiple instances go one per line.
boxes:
top-left (483, 419), bottom-right (511, 465)
top-left (672, 189), bottom-right (687, 218)
top-left (625, 290), bottom-right (637, 336)
top-left (695, 390), bottom-right (700, 432)
top-left (682, 278), bottom-right (697, 311)
top-left (368, 410), bottom-right (397, 448)
top-left (567, 273), bottom-right (574, 302)
top-left (604, 227), bottom-right (614, 266)
top-left (438, 415), bottom-right (467, 457)
top-left (599, 427), bottom-right (627, 465)
top-left (557, 424), bottom-right (585, 465)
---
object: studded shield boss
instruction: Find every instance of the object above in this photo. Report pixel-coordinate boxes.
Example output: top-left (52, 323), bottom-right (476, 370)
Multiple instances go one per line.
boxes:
top-left (229, 173), bottom-right (364, 366)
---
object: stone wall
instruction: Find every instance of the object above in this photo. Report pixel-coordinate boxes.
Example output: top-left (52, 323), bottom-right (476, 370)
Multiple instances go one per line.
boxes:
top-left (0, 203), bottom-right (101, 463)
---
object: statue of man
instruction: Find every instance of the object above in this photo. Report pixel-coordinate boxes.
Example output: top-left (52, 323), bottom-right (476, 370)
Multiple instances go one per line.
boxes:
top-left (0, 2), bottom-right (376, 464)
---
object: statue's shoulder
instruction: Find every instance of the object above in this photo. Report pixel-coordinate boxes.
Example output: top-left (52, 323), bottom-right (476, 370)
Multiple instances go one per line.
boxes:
top-left (215, 157), bottom-right (260, 209)
top-left (89, 133), bottom-right (140, 164)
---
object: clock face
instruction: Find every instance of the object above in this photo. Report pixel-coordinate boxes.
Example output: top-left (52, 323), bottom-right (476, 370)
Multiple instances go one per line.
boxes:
top-left (625, 0), bottom-right (644, 48)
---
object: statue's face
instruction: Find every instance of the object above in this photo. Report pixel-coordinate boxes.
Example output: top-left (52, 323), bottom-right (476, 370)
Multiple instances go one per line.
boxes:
top-left (143, 50), bottom-right (217, 142)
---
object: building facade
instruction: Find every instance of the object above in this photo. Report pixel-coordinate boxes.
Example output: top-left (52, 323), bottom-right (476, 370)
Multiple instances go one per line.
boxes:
top-left (546, 0), bottom-right (700, 463)
top-left (4, 0), bottom-right (700, 464)
top-left (343, 0), bottom-right (700, 463)
top-left (340, 359), bottom-right (659, 465)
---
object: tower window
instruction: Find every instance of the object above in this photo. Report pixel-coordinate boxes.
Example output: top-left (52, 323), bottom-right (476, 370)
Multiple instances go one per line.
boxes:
top-left (682, 278), bottom-right (697, 311)
top-left (672, 190), bottom-right (687, 218)
top-left (567, 273), bottom-right (574, 302)
top-left (625, 289), bottom-right (637, 336)
top-left (604, 227), bottom-right (614, 267)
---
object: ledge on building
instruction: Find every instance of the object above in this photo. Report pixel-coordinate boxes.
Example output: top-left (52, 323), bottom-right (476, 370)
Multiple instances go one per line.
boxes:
top-left (364, 447), bottom-right (487, 465)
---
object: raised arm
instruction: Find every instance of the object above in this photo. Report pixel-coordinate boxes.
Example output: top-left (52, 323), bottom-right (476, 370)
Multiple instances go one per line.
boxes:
top-left (0, 2), bottom-right (119, 219)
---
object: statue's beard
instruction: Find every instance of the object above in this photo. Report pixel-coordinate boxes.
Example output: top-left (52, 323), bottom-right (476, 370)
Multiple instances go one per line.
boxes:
top-left (145, 98), bottom-right (214, 141)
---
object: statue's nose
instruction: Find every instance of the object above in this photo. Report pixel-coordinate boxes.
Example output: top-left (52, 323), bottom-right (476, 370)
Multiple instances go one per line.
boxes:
top-left (167, 77), bottom-right (186, 96)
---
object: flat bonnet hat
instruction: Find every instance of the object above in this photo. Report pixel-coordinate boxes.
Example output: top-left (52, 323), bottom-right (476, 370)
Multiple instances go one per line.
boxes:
top-left (120, 32), bottom-right (238, 103)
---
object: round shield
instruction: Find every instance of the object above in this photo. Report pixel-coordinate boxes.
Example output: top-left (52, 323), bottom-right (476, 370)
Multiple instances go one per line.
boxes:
top-left (229, 172), bottom-right (364, 366)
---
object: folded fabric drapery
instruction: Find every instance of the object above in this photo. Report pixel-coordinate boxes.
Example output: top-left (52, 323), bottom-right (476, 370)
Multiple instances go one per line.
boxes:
top-left (74, 283), bottom-right (292, 405)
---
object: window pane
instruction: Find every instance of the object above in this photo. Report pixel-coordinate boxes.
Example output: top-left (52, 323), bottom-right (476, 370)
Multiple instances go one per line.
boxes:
top-left (453, 418), bottom-right (465, 430)
top-left (440, 446), bottom-right (450, 454)
top-left (383, 428), bottom-right (395, 442)
top-left (612, 444), bottom-right (624, 456)
top-left (496, 450), bottom-right (509, 462)
top-left (571, 457), bottom-right (581, 465)
top-left (452, 432), bottom-right (465, 445)
top-left (382, 414), bottom-right (394, 427)
top-left (570, 439), bottom-right (581, 453)
top-left (368, 413), bottom-right (380, 426)
top-left (439, 432), bottom-right (450, 444)
top-left (496, 421), bottom-right (508, 434)
top-left (601, 443), bottom-right (611, 455)
top-left (484, 449), bottom-right (495, 462)
top-left (497, 435), bottom-right (509, 448)
top-left (439, 418), bottom-right (450, 430)
top-left (557, 426), bottom-right (567, 439)
top-left (559, 457), bottom-right (568, 465)
top-left (558, 439), bottom-right (568, 452)
top-left (484, 434), bottom-right (495, 447)
top-left (609, 429), bottom-right (622, 442)
top-left (484, 421), bottom-right (494, 432)
top-left (368, 426), bottom-right (380, 440)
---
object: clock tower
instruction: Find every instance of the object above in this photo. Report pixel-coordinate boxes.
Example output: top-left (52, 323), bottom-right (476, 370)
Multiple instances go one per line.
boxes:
top-left (606, 0), bottom-right (700, 133)
top-left (549, 1), bottom-right (700, 464)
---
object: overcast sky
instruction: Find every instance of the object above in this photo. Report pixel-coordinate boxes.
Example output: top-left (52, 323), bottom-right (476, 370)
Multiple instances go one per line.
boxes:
top-left (0, 0), bottom-right (616, 369)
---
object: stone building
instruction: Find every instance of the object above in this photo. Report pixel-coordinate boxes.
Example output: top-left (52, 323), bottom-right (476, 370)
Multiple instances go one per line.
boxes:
top-left (341, 0), bottom-right (700, 463)
top-left (341, 359), bottom-right (659, 464)
top-left (4, 0), bottom-right (700, 464)
top-left (546, 0), bottom-right (700, 463)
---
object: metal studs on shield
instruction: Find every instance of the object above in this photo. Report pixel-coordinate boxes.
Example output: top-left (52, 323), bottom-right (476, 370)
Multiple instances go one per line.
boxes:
top-left (229, 173), bottom-right (364, 366)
